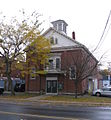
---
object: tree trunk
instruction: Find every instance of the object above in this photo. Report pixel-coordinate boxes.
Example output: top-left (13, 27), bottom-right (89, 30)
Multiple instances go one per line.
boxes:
top-left (5, 60), bottom-right (15, 95)
top-left (39, 64), bottom-right (42, 95)
top-left (7, 73), bottom-right (15, 96)
top-left (74, 79), bottom-right (78, 98)
top-left (39, 74), bottom-right (42, 95)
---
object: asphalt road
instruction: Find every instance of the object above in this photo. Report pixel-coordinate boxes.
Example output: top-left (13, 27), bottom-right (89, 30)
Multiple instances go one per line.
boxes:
top-left (0, 101), bottom-right (111, 120)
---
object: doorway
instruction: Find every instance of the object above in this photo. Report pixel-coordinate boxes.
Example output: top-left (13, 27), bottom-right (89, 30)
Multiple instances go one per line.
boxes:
top-left (46, 80), bottom-right (57, 94)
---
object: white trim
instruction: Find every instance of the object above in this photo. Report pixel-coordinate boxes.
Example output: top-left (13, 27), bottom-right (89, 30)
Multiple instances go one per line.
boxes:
top-left (46, 93), bottom-right (58, 95)
top-left (46, 77), bottom-right (57, 80)
top-left (47, 56), bottom-right (61, 71)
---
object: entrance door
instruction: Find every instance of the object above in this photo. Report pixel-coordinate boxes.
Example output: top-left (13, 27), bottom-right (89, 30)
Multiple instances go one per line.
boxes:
top-left (47, 80), bottom-right (57, 93)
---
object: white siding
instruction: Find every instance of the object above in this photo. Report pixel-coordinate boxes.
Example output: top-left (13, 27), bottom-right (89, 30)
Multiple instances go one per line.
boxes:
top-left (44, 30), bottom-right (78, 48)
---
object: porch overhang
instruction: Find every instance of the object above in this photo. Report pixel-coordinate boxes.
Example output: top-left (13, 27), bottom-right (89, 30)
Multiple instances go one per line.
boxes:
top-left (46, 70), bottom-right (65, 75)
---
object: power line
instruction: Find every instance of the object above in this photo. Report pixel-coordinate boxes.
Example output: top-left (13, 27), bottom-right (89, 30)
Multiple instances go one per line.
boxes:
top-left (99, 21), bottom-right (111, 48)
top-left (93, 10), bottom-right (111, 52)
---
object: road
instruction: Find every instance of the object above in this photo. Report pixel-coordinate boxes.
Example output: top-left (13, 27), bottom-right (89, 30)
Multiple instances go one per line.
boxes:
top-left (0, 101), bottom-right (111, 120)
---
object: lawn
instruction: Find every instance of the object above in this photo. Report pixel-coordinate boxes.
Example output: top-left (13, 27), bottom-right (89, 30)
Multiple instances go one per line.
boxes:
top-left (0, 92), bottom-right (39, 99)
top-left (42, 95), bottom-right (111, 103)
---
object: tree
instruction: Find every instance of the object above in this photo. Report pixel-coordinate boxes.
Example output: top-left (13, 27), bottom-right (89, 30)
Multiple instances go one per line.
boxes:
top-left (0, 10), bottom-right (50, 95)
top-left (25, 35), bottom-right (50, 94)
top-left (62, 46), bottom-right (98, 98)
top-left (99, 69), bottom-right (109, 76)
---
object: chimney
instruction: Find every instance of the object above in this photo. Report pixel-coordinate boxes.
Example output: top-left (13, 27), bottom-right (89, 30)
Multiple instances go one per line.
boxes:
top-left (72, 31), bottom-right (75, 40)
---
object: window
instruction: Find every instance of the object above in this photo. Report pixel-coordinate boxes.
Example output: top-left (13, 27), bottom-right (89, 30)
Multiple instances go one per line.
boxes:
top-left (58, 23), bottom-right (62, 31)
top-left (49, 59), bottom-right (54, 69)
top-left (69, 66), bottom-right (76, 79)
top-left (62, 23), bottom-right (64, 31)
top-left (50, 37), bottom-right (58, 45)
top-left (50, 37), bottom-right (54, 44)
top-left (30, 67), bottom-right (36, 79)
top-left (55, 38), bottom-right (58, 44)
top-left (56, 58), bottom-right (60, 69)
top-left (102, 88), bottom-right (111, 91)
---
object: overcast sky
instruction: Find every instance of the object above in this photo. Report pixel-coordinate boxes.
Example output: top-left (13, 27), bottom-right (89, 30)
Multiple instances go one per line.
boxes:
top-left (0, 0), bottom-right (111, 68)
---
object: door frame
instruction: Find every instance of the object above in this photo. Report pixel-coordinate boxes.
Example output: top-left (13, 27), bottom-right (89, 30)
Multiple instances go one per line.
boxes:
top-left (46, 77), bottom-right (58, 95)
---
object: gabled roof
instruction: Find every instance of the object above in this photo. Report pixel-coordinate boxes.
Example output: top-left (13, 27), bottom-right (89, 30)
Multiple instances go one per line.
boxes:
top-left (42, 27), bottom-right (98, 62)
top-left (42, 27), bottom-right (83, 47)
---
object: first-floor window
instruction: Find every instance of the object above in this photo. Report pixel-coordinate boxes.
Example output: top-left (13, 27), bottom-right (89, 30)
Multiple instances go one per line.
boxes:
top-left (30, 67), bottom-right (36, 79)
top-left (69, 66), bottom-right (76, 79)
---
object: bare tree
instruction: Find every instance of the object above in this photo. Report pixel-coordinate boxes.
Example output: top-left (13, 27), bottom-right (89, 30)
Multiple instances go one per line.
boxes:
top-left (62, 46), bottom-right (98, 98)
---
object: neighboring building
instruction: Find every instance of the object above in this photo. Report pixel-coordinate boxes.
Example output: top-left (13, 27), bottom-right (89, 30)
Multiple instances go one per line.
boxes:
top-left (99, 75), bottom-right (111, 88)
top-left (25, 20), bottom-right (98, 95)
top-left (0, 57), bottom-right (25, 91)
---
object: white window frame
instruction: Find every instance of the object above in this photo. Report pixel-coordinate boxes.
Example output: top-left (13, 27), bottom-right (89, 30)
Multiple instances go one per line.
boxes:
top-left (50, 36), bottom-right (58, 45)
top-left (47, 56), bottom-right (61, 70)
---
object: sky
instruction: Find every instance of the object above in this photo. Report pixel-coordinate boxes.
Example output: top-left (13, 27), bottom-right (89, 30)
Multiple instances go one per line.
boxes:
top-left (0, 0), bottom-right (111, 68)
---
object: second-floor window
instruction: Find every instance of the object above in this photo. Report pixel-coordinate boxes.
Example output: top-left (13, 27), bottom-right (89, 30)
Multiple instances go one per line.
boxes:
top-left (69, 66), bottom-right (76, 79)
top-left (56, 58), bottom-right (60, 69)
top-left (47, 57), bottom-right (61, 70)
top-left (30, 67), bottom-right (36, 80)
top-left (49, 59), bottom-right (54, 69)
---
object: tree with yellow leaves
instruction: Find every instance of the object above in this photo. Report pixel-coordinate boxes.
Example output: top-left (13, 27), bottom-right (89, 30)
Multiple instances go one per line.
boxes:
top-left (0, 10), bottom-right (50, 95)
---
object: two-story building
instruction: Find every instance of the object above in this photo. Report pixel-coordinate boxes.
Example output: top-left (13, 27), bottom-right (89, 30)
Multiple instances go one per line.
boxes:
top-left (25, 20), bottom-right (98, 95)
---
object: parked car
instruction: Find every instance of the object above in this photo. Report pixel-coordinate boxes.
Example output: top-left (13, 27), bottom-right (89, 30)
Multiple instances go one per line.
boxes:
top-left (14, 83), bottom-right (25, 92)
top-left (93, 86), bottom-right (111, 97)
top-left (0, 80), bottom-right (4, 94)
top-left (0, 86), bottom-right (4, 95)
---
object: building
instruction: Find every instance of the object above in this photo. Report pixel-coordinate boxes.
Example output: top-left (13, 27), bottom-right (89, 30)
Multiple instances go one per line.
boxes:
top-left (98, 75), bottom-right (111, 88)
top-left (25, 20), bottom-right (98, 95)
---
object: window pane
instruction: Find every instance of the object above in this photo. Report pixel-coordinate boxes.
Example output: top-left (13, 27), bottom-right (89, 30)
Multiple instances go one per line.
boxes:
top-left (55, 38), bottom-right (58, 44)
top-left (49, 59), bottom-right (53, 69)
top-left (58, 23), bottom-right (62, 31)
top-left (56, 58), bottom-right (60, 69)
top-left (70, 66), bottom-right (76, 79)
top-left (30, 67), bottom-right (36, 79)
top-left (50, 37), bottom-right (54, 44)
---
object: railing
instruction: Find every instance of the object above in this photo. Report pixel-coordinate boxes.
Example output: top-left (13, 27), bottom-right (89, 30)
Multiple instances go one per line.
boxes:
top-left (45, 65), bottom-right (61, 71)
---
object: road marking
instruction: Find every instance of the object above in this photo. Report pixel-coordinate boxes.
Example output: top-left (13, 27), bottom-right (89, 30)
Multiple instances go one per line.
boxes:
top-left (0, 110), bottom-right (86, 120)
